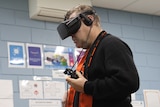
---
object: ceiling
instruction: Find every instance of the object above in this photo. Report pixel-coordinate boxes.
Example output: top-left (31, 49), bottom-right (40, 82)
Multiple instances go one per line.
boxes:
top-left (91, 0), bottom-right (160, 16)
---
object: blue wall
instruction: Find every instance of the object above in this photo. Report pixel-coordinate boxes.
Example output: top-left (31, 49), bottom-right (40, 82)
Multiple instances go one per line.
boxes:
top-left (0, 0), bottom-right (160, 106)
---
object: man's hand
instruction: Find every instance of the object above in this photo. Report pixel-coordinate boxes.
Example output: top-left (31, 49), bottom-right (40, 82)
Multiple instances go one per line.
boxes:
top-left (66, 71), bottom-right (87, 93)
top-left (61, 89), bottom-right (70, 107)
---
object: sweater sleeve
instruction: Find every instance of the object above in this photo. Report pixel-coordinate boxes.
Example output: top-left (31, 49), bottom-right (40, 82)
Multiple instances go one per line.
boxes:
top-left (84, 36), bottom-right (139, 100)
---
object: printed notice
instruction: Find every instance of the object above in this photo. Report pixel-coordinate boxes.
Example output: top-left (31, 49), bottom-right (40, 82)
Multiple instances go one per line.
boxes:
top-left (74, 48), bottom-right (86, 63)
top-left (0, 80), bottom-right (13, 98)
top-left (52, 69), bottom-right (66, 79)
top-left (0, 99), bottom-right (14, 107)
top-left (44, 45), bottom-right (74, 70)
top-left (29, 100), bottom-right (61, 107)
top-left (143, 90), bottom-right (160, 107)
top-left (26, 43), bottom-right (43, 69)
top-left (8, 42), bottom-right (25, 68)
top-left (19, 80), bottom-right (43, 99)
top-left (131, 101), bottom-right (144, 107)
top-left (43, 81), bottom-right (65, 99)
top-left (0, 80), bottom-right (14, 107)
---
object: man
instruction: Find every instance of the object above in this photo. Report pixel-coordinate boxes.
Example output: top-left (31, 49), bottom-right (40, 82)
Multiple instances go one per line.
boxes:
top-left (57, 5), bottom-right (139, 107)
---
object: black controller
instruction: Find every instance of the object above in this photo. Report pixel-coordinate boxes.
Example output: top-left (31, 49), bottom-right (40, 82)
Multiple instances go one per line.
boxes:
top-left (63, 68), bottom-right (79, 79)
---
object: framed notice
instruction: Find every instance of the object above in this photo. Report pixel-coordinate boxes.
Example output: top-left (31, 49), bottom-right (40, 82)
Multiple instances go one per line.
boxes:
top-left (0, 80), bottom-right (14, 107)
top-left (0, 99), bottom-right (14, 107)
top-left (44, 45), bottom-right (74, 70)
top-left (43, 81), bottom-right (65, 99)
top-left (0, 80), bottom-right (13, 98)
top-left (26, 43), bottom-right (43, 69)
top-left (143, 89), bottom-right (160, 107)
top-left (131, 101), bottom-right (144, 107)
top-left (19, 80), bottom-right (43, 99)
top-left (8, 42), bottom-right (25, 68)
top-left (74, 48), bottom-right (86, 63)
top-left (29, 100), bottom-right (61, 107)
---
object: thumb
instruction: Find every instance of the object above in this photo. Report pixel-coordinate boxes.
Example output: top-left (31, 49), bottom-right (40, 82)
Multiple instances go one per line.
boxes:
top-left (76, 71), bottom-right (83, 78)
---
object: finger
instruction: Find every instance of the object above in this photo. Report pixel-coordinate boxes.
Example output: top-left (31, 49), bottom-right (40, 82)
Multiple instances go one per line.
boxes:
top-left (76, 71), bottom-right (83, 78)
top-left (66, 76), bottom-right (74, 83)
top-left (64, 75), bottom-right (70, 79)
top-left (66, 76), bottom-right (71, 82)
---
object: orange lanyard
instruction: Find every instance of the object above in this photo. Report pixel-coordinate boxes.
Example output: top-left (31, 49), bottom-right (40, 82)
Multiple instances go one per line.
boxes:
top-left (84, 31), bottom-right (107, 78)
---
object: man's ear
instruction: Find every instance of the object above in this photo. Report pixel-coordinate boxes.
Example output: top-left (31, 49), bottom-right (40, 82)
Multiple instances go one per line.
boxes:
top-left (80, 14), bottom-right (93, 26)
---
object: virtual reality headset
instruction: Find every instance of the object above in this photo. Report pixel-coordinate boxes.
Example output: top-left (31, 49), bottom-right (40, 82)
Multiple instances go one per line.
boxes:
top-left (57, 10), bottom-right (94, 40)
top-left (57, 15), bottom-right (81, 40)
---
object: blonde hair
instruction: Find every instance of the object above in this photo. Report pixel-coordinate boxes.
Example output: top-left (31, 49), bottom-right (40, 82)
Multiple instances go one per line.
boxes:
top-left (65, 5), bottom-right (100, 26)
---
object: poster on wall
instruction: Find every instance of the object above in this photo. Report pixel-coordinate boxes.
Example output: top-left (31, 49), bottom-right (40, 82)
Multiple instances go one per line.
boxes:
top-left (43, 81), bottom-right (65, 99)
top-left (43, 45), bottom-right (74, 70)
top-left (0, 80), bottom-right (14, 107)
top-left (74, 48), bottom-right (86, 63)
top-left (52, 69), bottom-right (66, 79)
top-left (26, 43), bottom-right (43, 69)
top-left (8, 42), bottom-right (25, 68)
top-left (143, 90), bottom-right (160, 107)
top-left (0, 99), bottom-right (14, 107)
top-left (0, 80), bottom-right (13, 98)
top-left (19, 80), bottom-right (43, 99)
top-left (29, 100), bottom-right (61, 107)
top-left (131, 101), bottom-right (144, 107)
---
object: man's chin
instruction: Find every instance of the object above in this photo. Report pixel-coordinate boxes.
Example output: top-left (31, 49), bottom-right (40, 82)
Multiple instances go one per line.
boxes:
top-left (76, 46), bottom-right (81, 48)
top-left (76, 44), bottom-right (82, 48)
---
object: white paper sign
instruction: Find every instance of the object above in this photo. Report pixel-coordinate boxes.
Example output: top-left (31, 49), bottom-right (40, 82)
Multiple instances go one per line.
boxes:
top-left (131, 101), bottom-right (144, 107)
top-left (43, 81), bottom-right (65, 99)
top-left (0, 99), bottom-right (14, 107)
top-left (19, 80), bottom-right (43, 99)
top-left (8, 42), bottom-right (25, 68)
top-left (131, 93), bottom-right (136, 100)
top-left (143, 89), bottom-right (160, 107)
top-left (26, 43), bottom-right (43, 69)
top-left (29, 100), bottom-right (61, 107)
top-left (44, 45), bottom-right (74, 70)
top-left (0, 80), bottom-right (13, 98)
top-left (52, 70), bottom-right (66, 79)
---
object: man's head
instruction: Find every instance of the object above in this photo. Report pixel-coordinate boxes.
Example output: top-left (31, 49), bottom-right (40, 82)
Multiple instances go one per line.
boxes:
top-left (57, 5), bottom-right (101, 48)
top-left (57, 5), bottom-right (100, 40)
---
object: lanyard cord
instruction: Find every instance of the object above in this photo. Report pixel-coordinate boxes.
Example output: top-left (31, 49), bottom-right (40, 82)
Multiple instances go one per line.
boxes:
top-left (84, 31), bottom-right (107, 78)
top-left (65, 48), bottom-right (85, 107)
